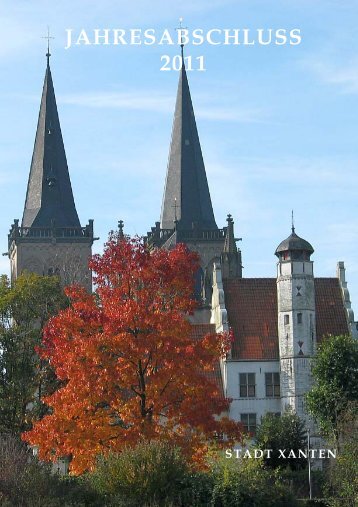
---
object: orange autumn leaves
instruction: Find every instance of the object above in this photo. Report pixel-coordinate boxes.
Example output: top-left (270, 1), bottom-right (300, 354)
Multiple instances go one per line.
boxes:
top-left (23, 236), bottom-right (242, 474)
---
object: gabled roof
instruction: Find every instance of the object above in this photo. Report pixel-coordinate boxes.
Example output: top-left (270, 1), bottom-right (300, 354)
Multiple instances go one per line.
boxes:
top-left (22, 59), bottom-right (80, 229)
top-left (315, 278), bottom-right (350, 339)
top-left (160, 63), bottom-right (217, 231)
top-left (223, 279), bottom-right (279, 360)
top-left (223, 278), bottom-right (349, 360)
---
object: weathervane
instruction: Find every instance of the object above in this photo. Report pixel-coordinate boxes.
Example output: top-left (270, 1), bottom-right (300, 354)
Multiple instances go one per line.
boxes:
top-left (42, 26), bottom-right (54, 64)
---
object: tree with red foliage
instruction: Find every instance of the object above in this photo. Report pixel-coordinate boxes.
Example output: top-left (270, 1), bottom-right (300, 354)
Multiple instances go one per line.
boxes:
top-left (23, 235), bottom-right (242, 474)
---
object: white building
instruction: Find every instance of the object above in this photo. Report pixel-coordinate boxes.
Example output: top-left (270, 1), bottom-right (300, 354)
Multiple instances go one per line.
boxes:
top-left (210, 223), bottom-right (356, 434)
top-left (146, 55), bottom-right (357, 435)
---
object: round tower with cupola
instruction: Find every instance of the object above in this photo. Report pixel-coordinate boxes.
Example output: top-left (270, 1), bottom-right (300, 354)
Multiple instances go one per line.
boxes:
top-left (275, 224), bottom-right (316, 424)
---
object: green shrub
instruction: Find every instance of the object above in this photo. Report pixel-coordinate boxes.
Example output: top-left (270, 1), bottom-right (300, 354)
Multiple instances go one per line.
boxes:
top-left (88, 440), bottom-right (191, 506)
top-left (304, 501), bottom-right (328, 507)
top-left (325, 435), bottom-right (358, 507)
top-left (209, 452), bottom-right (298, 507)
top-left (87, 442), bottom-right (302, 506)
top-left (0, 434), bottom-right (102, 506)
top-left (177, 470), bottom-right (213, 507)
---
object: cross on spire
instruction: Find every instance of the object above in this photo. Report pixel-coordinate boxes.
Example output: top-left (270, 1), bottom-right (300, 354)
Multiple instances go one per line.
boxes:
top-left (176, 17), bottom-right (188, 59)
top-left (42, 26), bottom-right (54, 65)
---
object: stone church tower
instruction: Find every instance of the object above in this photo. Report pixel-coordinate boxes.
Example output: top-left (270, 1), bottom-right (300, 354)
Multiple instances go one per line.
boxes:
top-left (275, 226), bottom-right (316, 425)
top-left (8, 53), bottom-right (94, 292)
top-left (146, 55), bottom-right (242, 305)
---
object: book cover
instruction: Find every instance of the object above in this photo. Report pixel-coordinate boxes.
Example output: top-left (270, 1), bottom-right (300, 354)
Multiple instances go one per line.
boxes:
top-left (0, 1), bottom-right (356, 505)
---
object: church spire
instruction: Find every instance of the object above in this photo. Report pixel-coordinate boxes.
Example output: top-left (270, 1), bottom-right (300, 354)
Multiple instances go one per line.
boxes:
top-left (22, 53), bottom-right (80, 228)
top-left (160, 51), bottom-right (217, 231)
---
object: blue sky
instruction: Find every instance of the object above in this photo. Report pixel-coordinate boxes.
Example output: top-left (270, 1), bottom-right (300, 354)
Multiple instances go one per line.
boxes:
top-left (0, 0), bottom-right (357, 312)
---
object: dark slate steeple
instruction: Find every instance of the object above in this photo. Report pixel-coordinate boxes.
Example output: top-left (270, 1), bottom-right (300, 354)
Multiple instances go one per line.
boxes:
top-left (22, 53), bottom-right (80, 229)
top-left (160, 56), bottom-right (217, 231)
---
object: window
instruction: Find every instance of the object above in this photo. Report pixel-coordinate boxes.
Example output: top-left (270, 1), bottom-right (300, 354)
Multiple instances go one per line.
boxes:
top-left (284, 314), bottom-right (289, 325)
top-left (241, 413), bottom-right (257, 436)
top-left (265, 372), bottom-right (280, 397)
top-left (297, 313), bottom-right (302, 324)
top-left (239, 373), bottom-right (255, 397)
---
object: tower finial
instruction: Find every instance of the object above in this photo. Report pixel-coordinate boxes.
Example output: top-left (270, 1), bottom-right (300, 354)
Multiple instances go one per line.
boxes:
top-left (118, 220), bottom-right (124, 239)
top-left (42, 26), bottom-right (54, 66)
top-left (223, 213), bottom-right (241, 253)
top-left (176, 17), bottom-right (187, 62)
top-left (291, 210), bottom-right (295, 234)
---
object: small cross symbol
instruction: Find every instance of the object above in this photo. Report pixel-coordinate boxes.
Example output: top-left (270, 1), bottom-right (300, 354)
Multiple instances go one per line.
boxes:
top-left (175, 17), bottom-right (188, 57)
top-left (42, 26), bottom-right (55, 61)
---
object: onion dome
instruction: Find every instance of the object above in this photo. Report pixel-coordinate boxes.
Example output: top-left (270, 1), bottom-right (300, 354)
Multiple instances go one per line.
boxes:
top-left (275, 226), bottom-right (314, 261)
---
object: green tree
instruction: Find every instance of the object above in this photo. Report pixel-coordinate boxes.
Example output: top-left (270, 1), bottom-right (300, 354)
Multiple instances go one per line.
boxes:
top-left (324, 403), bottom-right (358, 507)
top-left (0, 434), bottom-right (102, 506)
top-left (209, 451), bottom-right (298, 507)
top-left (0, 273), bottom-right (67, 434)
top-left (255, 409), bottom-right (307, 470)
top-left (327, 437), bottom-right (358, 507)
top-left (0, 272), bottom-right (67, 328)
top-left (306, 334), bottom-right (358, 441)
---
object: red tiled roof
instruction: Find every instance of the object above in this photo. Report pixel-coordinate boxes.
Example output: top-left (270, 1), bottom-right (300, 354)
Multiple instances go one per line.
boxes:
top-left (223, 277), bottom-right (349, 360)
top-left (223, 279), bottom-right (278, 360)
top-left (190, 324), bottom-right (224, 398)
top-left (315, 278), bottom-right (349, 342)
top-left (190, 324), bottom-right (216, 340)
